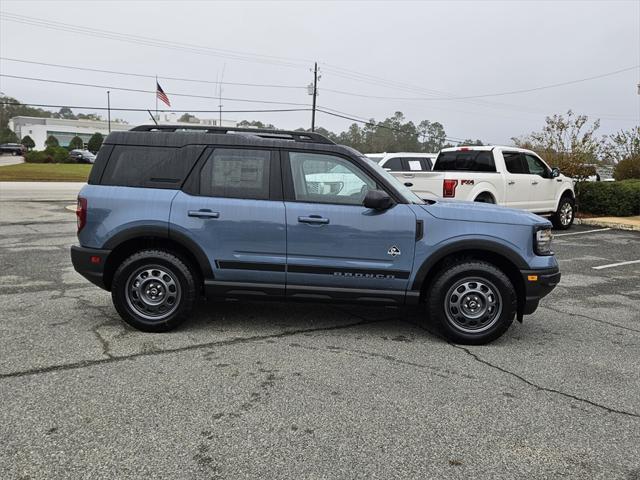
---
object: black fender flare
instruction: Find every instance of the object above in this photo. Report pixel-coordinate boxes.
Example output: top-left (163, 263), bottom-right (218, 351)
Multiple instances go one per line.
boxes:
top-left (410, 238), bottom-right (529, 292)
top-left (103, 225), bottom-right (213, 279)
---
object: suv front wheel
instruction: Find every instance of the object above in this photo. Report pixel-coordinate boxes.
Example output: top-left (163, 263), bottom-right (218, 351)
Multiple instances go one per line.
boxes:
top-left (111, 249), bottom-right (197, 332)
top-left (426, 260), bottom-right (517, 344)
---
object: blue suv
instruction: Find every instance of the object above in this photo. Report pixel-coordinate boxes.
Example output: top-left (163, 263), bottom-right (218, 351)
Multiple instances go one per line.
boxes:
top-left (71, 125), bottom-right (560, 344)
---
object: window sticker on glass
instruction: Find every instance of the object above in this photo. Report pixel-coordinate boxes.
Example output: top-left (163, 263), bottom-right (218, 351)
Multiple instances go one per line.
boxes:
top-left (408, 160), bottom-right (422, 171)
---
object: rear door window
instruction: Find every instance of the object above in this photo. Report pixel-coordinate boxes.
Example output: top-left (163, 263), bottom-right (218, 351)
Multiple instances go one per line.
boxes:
top-left (503, 152), bottom-right (528, 174)
top-left (403, 157), bottom-right (432, 171)
top-left (381, 157), bottom-right (404, 171)
top-left (433, 151), bottom-right (496, 172)
top-left (199, 149), bottom-right (271, 200)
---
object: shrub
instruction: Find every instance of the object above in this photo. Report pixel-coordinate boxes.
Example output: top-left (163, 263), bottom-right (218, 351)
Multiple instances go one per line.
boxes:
top-left (44, 135), bottom-right (59, 148)
top-left (25, 150), bottom-right (51, 163)
top-left (613, 155), bottom-right (640, 180)
top-left (87, 132), bottom-right (104, 153)
top-left (21, 135), bottom-right (35, 150)
top-left (578, 179), bottom-right (640, 217)
top-left (25, 147), bottom-right (75, 164)
top-left (68, 136), bottom-right (84, 150)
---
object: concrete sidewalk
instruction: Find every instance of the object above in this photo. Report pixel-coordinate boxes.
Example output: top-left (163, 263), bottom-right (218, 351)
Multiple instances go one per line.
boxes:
top-left (0, 181), bottom-right (85, 201)
top-left (576, 215), bottom-right (640, 231)
top-left (0, 155), bottom-right (25, 167)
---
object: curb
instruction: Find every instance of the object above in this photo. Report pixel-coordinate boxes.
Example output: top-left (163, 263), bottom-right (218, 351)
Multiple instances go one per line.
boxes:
top-left (575, 218), bottom-right (640, 232)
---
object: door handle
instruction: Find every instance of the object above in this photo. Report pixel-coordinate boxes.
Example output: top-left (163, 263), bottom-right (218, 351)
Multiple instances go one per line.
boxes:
top-left (188, 209), bottom-right (220, 219)
top-left (298, 215), bottom-right (329, 225)
top-left (531, 181), bottom-right (539, 185)
top-left (508, 181), bottom-right (515, 185)
top-left (402, 173), bottom-right (415, 178)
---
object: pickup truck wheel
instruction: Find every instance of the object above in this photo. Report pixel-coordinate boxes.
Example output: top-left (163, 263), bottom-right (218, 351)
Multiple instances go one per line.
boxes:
top-left (426, 261), bottom-right (516, 344)
top-left (111, 249), bottom-right (197, 332)
top-left (551, 196), bottom-right (575, 230)
top-left (474, 193), bottom-right (495, 204)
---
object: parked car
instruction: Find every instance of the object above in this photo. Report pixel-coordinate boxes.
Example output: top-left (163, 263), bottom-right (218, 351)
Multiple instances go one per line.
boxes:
top-left (0, 143), bottom-right (26, 156)
top-left (366, 152), bottom-right (436, 173)
top-left (71, 125), bottom-right (560, 344)
top-left (388, 146), bottom-right (576, 229)
top-left (69, 149), bottom-right (96, 164)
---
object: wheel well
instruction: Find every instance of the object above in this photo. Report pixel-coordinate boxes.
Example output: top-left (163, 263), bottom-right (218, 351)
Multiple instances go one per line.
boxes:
top-left (103, 236), bottom-right (204, 291)
top-left (419, 249), bottom-right (524, 307)
top-left (474, 192), bottom-right (496, 203)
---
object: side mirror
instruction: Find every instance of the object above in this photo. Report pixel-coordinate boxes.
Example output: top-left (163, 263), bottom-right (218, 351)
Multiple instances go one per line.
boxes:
top-left (551, 167), bottom-right (560, 178)
top-left (363, 189), bottom-right (394, 210)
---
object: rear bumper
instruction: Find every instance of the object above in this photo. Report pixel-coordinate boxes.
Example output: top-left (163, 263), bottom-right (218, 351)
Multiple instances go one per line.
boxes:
top-left (519, 267), bottom-right (561, 316)
top-left (70, 245), bottom-right (111, 290)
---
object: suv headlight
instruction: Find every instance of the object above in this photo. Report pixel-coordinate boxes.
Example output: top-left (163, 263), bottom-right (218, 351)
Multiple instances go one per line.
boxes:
top-left (535, 227), bottom-right (553, 256)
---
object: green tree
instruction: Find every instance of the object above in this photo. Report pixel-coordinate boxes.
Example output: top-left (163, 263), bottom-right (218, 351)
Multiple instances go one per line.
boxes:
top-left (512, 110), bottom-right (603, 181)
top-left (603, 126), bottom-right (640, 165)
top-left (87, 132), bottom-right (104, 153)
top-left (418, 120), bottom-right (447, 152)
top-left (238, 120), bottom-right (276, 129)
top-left (20, 135), bottom-right (35, 150)
top-left (0, 95), bottom-right (53, 130)
top-left (0, 127), bottom-right (19, 143)
top-left (458, 139), bottom-right (484, 146)
top-left (613, 156), bottom-right (640, 180)
top-left (45, 135), bottom-right (59, 148)
top-left (178, 113), bottom-right (197, 123)
top-left (68, 136), bottom-right (84, 150)
top-left (54, 107), bottom-right (76, 120)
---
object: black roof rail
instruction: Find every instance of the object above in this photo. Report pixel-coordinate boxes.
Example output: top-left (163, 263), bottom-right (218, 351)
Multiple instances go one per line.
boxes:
top-left (129, 124), bottom-right (334, 144)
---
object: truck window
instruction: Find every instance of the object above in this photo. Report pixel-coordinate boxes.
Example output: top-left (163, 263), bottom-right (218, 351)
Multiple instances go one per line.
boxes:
top-left (433, 151), bottom-right (496, 172)
top-left (503, 152), bottom-right (527, 174)
top-left (382, 157), bottom-right (404, 171)
top-left (404, 157), bottom-right (432, 171)
top-left (524, 154), bottom-right (549, 177)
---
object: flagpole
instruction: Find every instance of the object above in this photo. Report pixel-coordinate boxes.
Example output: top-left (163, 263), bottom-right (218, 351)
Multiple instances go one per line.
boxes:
top-left (155, 75), bottom-right (158, 123)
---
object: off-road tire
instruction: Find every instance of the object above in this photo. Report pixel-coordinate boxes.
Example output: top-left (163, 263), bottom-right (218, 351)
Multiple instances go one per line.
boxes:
top-left (111, 249), bottom-right (197, 332)
top-left (425, 260), bottom-right (517, 345)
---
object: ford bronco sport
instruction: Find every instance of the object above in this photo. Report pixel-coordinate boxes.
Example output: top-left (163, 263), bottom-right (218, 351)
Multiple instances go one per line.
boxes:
top-left (71, 125), bottom-right (560, 344)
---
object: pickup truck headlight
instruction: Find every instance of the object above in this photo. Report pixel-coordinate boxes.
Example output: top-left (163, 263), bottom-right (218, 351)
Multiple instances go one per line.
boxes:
top-left (535, 228), bottom-right (553, 256)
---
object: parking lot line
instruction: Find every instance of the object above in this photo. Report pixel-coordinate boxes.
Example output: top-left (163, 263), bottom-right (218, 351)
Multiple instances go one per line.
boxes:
top-left (555, 228), bottom-right (611, 237)
top-left (592, 259), bottom-right (640, 270)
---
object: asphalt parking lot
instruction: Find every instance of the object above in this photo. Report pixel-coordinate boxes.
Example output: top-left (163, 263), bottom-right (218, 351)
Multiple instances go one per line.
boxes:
top-left (0, 201), bottom-right (638, 480)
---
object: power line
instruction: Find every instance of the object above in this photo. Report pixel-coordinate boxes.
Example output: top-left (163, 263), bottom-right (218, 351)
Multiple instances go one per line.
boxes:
top-left (0, 100), bottom-right (311, 114)
top-left (0, 74), bottom-right (311, 107)
top-left (0, 57), bottom-right (306, 89)
top-left (321, 65), bottom-right (640, 101)
top-left (0, 11), bottom-right (310, 69)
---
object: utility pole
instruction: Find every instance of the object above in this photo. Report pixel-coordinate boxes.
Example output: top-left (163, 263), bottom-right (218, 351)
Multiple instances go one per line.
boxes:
top-left (107, 90), bottom-right (111, 133)
top-left (311, 62), bottom-right (318, 132)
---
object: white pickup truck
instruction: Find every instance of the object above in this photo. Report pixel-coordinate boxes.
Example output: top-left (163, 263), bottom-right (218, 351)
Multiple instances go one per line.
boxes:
top-left (391, 146), bottom-right (576, 229)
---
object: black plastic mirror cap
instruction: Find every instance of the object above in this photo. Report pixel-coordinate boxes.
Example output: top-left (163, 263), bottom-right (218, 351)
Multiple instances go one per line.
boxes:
top-left (363, 189), bottom-right (394, 210)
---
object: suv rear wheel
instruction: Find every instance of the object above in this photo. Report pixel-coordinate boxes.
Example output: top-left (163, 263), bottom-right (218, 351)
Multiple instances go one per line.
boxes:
top-left (425, 260), bottom-right (517, 344)
top-left (111, 249), bottom-right (197, 332)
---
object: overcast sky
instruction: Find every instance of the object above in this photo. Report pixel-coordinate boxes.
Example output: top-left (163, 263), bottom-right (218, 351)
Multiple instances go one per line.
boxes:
top-left (1, 0), bottom-right (639, 145)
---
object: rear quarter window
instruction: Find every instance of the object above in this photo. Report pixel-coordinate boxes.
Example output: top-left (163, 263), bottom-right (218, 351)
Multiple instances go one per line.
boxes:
top-left (433, 151), bottom-right (496, 172)
top-left (100, 146), bottom-right (201, 189)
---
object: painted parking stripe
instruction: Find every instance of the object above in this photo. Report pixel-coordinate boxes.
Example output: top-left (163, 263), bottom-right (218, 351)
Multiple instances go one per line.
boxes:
top-left (592, 260), bottom-right (640, 270)
top-left (555, 228), bottom-right (611, 237)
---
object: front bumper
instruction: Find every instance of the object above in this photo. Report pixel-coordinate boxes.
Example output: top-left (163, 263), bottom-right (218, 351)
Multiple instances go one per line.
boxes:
top-left (70, 245), bottom-right (111, 290)
top-left (519, 267), bottom-right (561, 317)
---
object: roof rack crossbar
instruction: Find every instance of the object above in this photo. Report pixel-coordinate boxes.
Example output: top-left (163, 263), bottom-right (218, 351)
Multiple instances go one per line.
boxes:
top-left (129, 125), bottom-right (334, 144)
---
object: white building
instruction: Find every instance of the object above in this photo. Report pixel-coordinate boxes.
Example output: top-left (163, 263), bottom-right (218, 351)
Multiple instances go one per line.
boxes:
top-left (9, 116), bottom-right (130, 149)
top-left (154, 113), bottom-right (237, 128)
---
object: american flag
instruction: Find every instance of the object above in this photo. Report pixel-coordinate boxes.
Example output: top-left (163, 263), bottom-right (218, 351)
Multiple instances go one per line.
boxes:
top-left (156, 81), bottom-right (171, 107)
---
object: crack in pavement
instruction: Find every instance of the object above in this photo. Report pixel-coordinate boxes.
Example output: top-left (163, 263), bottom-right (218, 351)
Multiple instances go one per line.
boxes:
top-left (0, 318), bottom-right (389, 380)
top-left (450, 343), bottom-right (640, 419)
top-left (541, 304), bottom-right (640, 334)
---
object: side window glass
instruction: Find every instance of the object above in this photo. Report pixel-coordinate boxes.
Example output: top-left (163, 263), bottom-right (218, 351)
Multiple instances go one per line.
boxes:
top-left (525, 154), bottom-right (548, 177)
top-left (288, 152), bottom-right (376, 205)
top-left (200, 149), bottom-right (270, 200)
top-left (404, 158), bottom-right (425, 171)
top-left (503, 152), bottom-right (527, 174)
top-left (382, 157), bottom-right (404, 171)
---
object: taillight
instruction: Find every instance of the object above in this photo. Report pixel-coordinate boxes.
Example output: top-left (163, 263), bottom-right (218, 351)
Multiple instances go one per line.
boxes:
top-left (76, 197), bottom-right (87, 232)
top-left (443, 179), bottom-right (458, 197)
